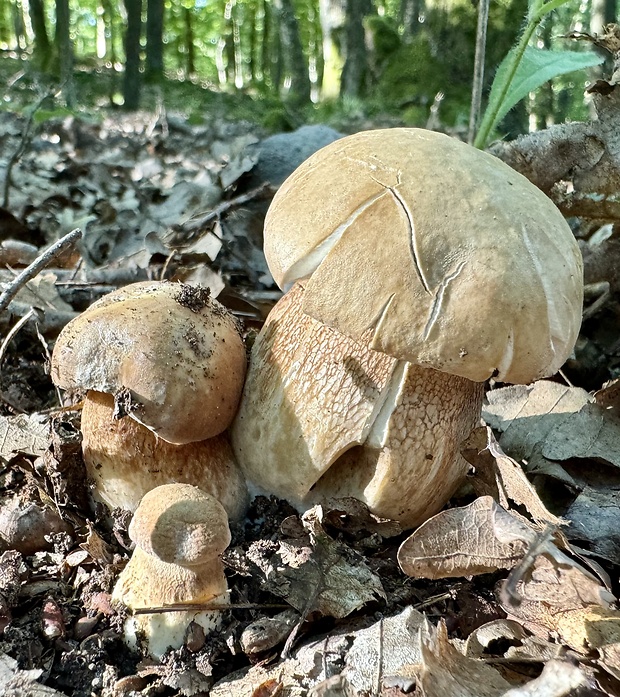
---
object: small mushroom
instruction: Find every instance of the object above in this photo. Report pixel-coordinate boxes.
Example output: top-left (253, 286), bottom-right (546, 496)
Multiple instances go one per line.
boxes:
top-left (112, 483), bottom-right (231, 659)
top-left (232, 129), bottom-right (583, 528)
top-left (51, 281), bottom-right (248, 519)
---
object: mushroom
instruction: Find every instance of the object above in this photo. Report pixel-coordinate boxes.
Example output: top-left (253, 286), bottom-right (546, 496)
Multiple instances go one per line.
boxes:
top-left (51, 281), bottom-right (248, 519)
top-left (112, 483), bottom-right (231, 658)
top-left (231, 128), bottom-right (583, 528)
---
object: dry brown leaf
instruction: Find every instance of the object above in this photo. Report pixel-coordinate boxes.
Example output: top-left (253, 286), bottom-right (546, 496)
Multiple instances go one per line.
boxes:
top-left (0, 412), bottom-right (50, 459)
top-left (598, 642), bottom-right (620, 681)
top-left (463, 427), bottom-right (564, 526)
top-left (484, 381), bottom-right (620, 471)
top-left (0, 652), bottom-right (66, 696)
top-left (246, 505), bottom-right (385, 618)
top-left (397, 497), bottom-right (532, 579)
top-left (414, 620), bottom-right (512, 697)
top-left (500, 659), bottom-right (587, 696)
top-left (565, 486), bottom-right (620, 565)
top-left (464, 619), bottom-right (527, 658)
top-left (501, 554), bottom-right (618, 652)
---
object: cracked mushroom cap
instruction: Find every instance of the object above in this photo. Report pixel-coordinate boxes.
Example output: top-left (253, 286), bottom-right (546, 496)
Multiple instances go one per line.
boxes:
top-left (51, 281), bottom-right (247, 444)
top-left (264, 128), bottom-right (583, 385)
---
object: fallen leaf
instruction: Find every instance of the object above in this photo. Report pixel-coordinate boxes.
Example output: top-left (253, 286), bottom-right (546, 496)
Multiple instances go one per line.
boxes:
top-left (0, 412), bottom-right (50, 459)
top-left (484, 381), bottom-right (620, 472)
top-left (500, 659), bottom-right (587, 696)
top-left (0, 652), bottom-right (65, 696)
top-left (464, 619), bottom-right (527, 658)
top-left (414, 620), bottom-right (512, 697)
top-left (247, 505), bottom-right (385, 618)
top-left (565, 486), bottom-right (620, 565)
top-left (463, 427), bottom-right (564, 526)
top-left (397, 497), bottom-right (532, 579)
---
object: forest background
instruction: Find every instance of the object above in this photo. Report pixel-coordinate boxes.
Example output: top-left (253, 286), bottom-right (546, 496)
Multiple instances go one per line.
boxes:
top-left (0, 0), bottom-right (617, 143)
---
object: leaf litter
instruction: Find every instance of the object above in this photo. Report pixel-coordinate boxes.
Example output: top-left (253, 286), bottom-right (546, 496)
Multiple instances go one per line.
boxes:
top-left (1, 110), bottom-right (620, 696)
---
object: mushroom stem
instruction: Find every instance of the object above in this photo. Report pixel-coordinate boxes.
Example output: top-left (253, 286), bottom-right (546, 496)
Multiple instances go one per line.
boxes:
top-left (82, 390), bottom-right (248, 520)
top-left (232, 284), bottom-right (484, 528)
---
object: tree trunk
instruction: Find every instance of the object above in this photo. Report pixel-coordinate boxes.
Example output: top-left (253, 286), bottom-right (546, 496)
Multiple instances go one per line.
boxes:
top-left (399, 0), bottom-right (423, 39)
top-left (272, 0), bottom-right (311, 105)
top-left (319, 0), bottom-right (345, 97)
top-left (145, 0), bottom-right (164, 81)
top-left (183, 6), bottom-right (195, 76)
top-left (340, 0), bottom-right (371, 98)
top-left (55, 0), bottom-right (74, 106)
top-left (123, 0), bottom-right (142, 110)
top-left (29, 0), bottom-right (51, 69)
top-left (101, 0), bottom-right (117, 65)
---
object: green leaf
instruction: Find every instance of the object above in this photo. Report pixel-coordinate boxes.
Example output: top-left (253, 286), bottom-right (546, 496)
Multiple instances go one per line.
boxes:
top-left (487, 46), bottom-right (604, 127)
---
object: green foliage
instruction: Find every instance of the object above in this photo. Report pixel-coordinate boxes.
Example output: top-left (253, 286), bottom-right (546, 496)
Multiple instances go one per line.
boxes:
top-left (474, 0), bottom-right (603, 148)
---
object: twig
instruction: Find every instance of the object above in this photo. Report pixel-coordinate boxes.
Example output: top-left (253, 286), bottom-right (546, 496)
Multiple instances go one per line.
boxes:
top-left (0, 307), bottom-right (40, 369)
top-left (132, 601), bottom-right (288, 615)
top-left (0, 229), bottom-right (83, 315)
top-left (468, 0), bottom-right (490, 144)
top-left (182, 183), bottom-right (274, 234)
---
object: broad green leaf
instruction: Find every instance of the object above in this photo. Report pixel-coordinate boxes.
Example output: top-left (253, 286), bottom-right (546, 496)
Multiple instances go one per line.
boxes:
top-left (488, 46), bottom-right (604, 128)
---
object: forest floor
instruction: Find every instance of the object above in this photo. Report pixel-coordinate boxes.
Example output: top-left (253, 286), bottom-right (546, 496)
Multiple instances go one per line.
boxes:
top-left (1, 90), bottom-right (620, 697)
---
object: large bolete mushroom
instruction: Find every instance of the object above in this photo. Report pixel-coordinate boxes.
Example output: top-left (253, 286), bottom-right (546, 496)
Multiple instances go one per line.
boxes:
top-left (231, 128), bottom-right (583, 528)
top-left (51, 281), bottom-right (248, 519)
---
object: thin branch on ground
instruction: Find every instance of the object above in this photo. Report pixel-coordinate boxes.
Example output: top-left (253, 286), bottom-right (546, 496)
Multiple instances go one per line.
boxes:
top-left (0, 228), bottom-right (83, 315)
top-left (0, 307), bottom-right (40, 370)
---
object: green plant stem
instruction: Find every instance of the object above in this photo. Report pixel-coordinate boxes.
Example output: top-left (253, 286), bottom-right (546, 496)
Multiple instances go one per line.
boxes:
top-left (473, 0), bottom-right (569, 149)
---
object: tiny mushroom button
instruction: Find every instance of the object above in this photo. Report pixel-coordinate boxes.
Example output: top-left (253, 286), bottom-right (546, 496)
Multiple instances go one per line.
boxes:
top-left (112, 483), bottom-right (231, 659)
top-left (232, 128), bottom-right (584, 529)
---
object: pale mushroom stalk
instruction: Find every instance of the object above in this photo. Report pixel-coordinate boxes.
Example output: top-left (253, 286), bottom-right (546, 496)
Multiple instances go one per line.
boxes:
top-left (51, 281), bottom-right (249, 518)
top-left (232, 283), bottom-right (484, 528)
top-left (112, 484), bottom-right (231, 659)
top-left (232, 128), bottom-right (584, 528)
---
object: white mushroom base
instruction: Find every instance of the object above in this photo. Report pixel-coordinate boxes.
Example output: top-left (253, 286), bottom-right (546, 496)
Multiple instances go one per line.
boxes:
top-left (232, 284), bottom-right (484, 529)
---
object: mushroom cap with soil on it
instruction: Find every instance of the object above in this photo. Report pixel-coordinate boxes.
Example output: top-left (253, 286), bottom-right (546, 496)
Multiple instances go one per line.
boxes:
top-left (51, 281), bottom-right (248, 519)
top-left (112, 483), bottom-right (231, 659)
top-left (231, 128), bottom-right (584, 529)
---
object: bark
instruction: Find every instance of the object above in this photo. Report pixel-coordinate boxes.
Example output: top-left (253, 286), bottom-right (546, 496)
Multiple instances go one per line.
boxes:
top-left (340, 0), bottom-right (372, 98)
top-left (122, 0), bottom-right (142, 110)
top-left (145, 0), bottom-right (164, 81)
top-left (184, 7), bottom-right (195, 76)
top-left (54, 0), bottom-right (74, 106)
top-left (29, 0), bottom-right (51, 69)
top-left (319, 0), bottom-right (345, 97)
top-left (273, 0), bottom-right (311, 105)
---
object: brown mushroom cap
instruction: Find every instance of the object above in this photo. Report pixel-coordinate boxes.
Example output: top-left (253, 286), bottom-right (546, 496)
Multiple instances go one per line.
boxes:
top-left (264, 128), bottom-right (583, 385)
top-left (51, 281), bottom-right (247, 443)
top-left (129, 483), bottom-right (231, 566)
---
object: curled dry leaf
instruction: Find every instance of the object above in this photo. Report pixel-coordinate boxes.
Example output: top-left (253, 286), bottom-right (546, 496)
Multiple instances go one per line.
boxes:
top-left (500, 659), bottom-right (587, 697)
top-left (397, 496), bottom-right (533, 579)
top-left (565, 486), bottom-right (620, 565)
top-left (464, 619), bottom-right (527, 658)
top-left (413, 620), bottom-right (512, 697)
top-left (246, 505), bottom-right (385, 619)
top-left (462, 426), bottom-right (563, 526)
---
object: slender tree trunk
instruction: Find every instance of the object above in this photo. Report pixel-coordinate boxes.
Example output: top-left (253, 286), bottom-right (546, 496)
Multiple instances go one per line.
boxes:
top-left (399, 0), bottom-right (422, 39)
top-left (29, 0), bottom-right (51, 69)
top-left (272, 0), bottom-right (311, 105)
top-left (319, 0), bottom-right (345, 97)
top-left (123, 0), bottom-right (142, 110)
top-left (184, 6), bottom-right (195, 76)
top-left (340, 0), bottom-right (371, 98)
top-left (13, 0), bottom-right (26, 50)
top-left (101, 0), bottom-right (117, 65)
top-left (55, 0), bottom-right (74, 105)
top-left (145, 0), bottom-right (164, 81)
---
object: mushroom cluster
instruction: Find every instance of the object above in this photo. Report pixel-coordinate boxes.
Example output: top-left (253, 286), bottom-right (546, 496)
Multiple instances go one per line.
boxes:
top-left (232, 128), bottom-right (584, 528)
top-left (51, 281), bottom-right (248, 519)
